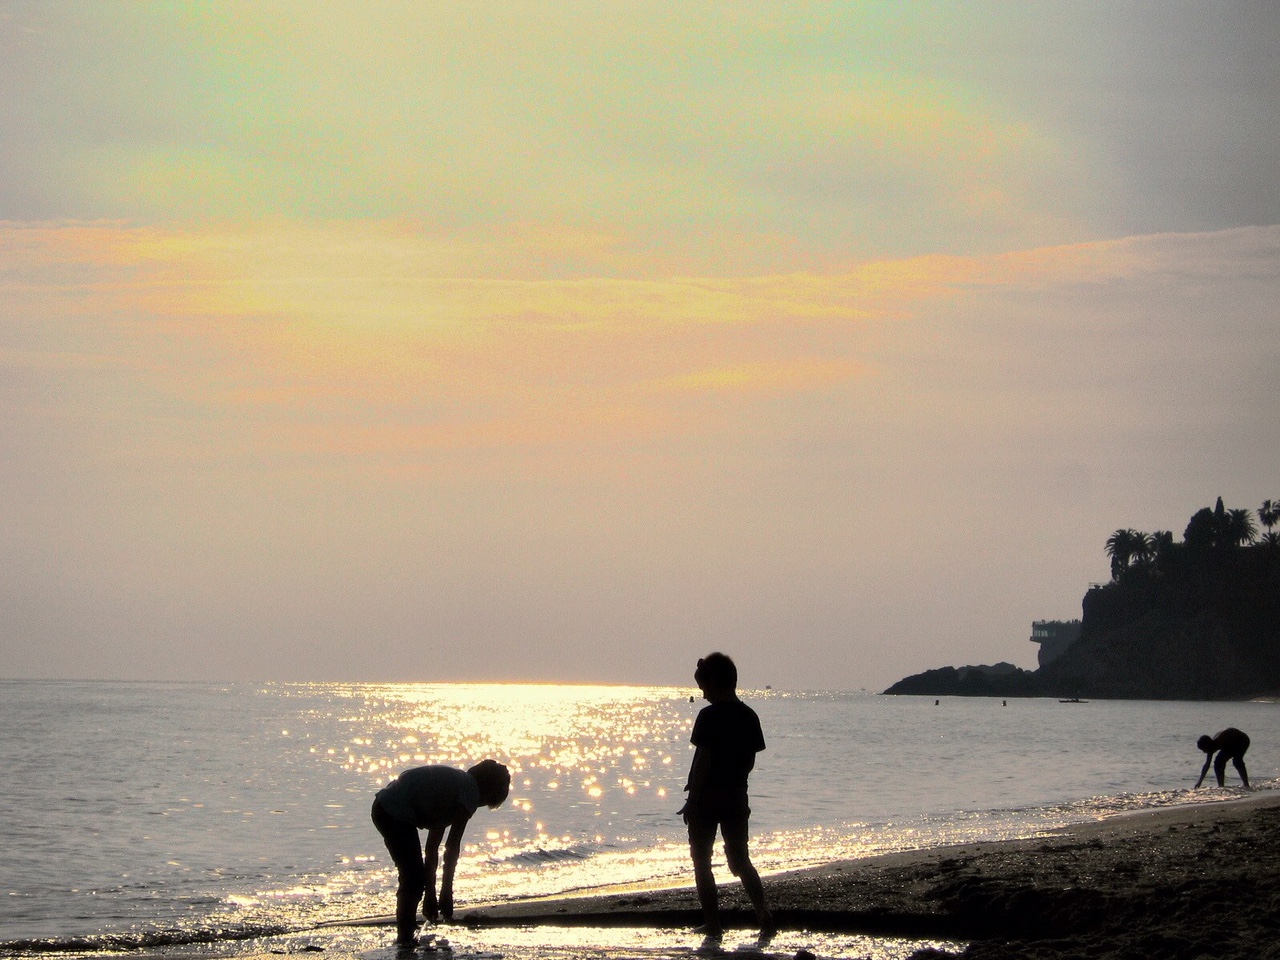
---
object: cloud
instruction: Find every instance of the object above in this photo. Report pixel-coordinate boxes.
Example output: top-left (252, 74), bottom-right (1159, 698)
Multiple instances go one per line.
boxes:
top-left (3, 219), bottom-right (1277, 685)
top-left (648, 359), bottom-right (867, 396)
top-left (1, 1), bottom-right (1197, 259)
top-left (4, 222), bottom-right (1277, 461)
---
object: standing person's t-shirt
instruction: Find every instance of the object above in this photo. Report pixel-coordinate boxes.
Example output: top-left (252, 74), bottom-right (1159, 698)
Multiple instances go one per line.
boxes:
top-left (690, 698), bottom-right (766, 798)
top-left (375, 765), bottom-right (480, 829)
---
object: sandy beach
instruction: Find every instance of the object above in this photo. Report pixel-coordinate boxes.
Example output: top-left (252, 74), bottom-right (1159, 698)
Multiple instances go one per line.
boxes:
top-left (452, 790), bottom-right (1280, 960)
top-left (109, 790), bottom-right (1280, 960)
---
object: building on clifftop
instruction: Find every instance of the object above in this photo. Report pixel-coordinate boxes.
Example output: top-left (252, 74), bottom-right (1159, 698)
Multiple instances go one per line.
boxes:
top-left (1030, 619), bottom-right (1082, 667)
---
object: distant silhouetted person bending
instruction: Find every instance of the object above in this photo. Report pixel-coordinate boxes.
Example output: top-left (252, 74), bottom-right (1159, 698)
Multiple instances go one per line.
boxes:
top-left (679, 652), bottom-right (774, 937)
top-left (371, 760), bottom-right (511, 947)
top-left (1195, 728), bottom-right (1250, 789)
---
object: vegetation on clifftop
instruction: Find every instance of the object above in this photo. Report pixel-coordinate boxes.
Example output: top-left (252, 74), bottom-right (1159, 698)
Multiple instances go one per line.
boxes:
top-left (884, 497), bottom-right (1280, 700)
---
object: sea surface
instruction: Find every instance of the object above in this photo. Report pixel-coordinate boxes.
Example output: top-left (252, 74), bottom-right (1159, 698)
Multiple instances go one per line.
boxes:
top-left (1, 680), bottom-right (1277, 960)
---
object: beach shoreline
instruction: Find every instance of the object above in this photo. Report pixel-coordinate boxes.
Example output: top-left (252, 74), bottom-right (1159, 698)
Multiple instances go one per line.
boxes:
top-left (62, 790), bottom-right (1280, 960)
top-left (454, 789), bottom-right (1280, 958)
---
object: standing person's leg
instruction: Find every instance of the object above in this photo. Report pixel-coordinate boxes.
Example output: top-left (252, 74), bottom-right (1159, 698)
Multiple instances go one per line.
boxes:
top-left (372, 801), bottom-right (427, 945)
top-left (1214, 751), bottom-right (1229, 787)
top-left (687, 814), bottom-right (722, 934)
top-left (721, 810), bottom-right (773, 930)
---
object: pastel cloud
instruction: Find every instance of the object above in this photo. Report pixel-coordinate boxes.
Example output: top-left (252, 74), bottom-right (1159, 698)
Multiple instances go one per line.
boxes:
top-left (2, 2), bottom-right (1099, 265)
top-left (3, 219), bottom-right (1276, 685)
top-left (650, 359), bottom-right (868, 396)
top-left (3, 220), bottom-right (1276, 467)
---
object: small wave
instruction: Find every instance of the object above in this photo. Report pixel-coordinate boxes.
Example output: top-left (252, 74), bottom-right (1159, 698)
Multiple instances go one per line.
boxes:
top-left (0, 922), bottom-right (292, 955)
top-left (930, 781), bottom-right (1280, 848)
top-left (1024, 782), bottom-right (1276, 822)
top-left (489, 844), bottom-right (595, 866)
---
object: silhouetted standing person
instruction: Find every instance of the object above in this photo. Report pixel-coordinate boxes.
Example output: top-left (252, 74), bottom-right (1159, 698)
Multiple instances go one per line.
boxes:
top-left (371, 760), bottom-right (511, 947)
top-left (1195, 728), bottom-right (1250, 789)
top-left (680, 652), bottom-right (774, 936)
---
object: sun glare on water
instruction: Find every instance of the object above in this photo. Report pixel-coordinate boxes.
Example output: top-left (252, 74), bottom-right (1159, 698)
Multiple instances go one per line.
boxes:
top-left (289, 682), bottom-right (698, 897)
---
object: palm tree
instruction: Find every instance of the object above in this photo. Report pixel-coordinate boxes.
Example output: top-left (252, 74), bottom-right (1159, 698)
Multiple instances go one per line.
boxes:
top-left (1225, 508), bottom-right (1258, 547)
top-left (1260, 500), bottom-right (1280, 545)
top-left (1105, 529), bottom-right (1140, 580)
top-left (1129, 531), bottom-right (1155, 571)
top-left (1150, 530), bottom-right (1175, 574)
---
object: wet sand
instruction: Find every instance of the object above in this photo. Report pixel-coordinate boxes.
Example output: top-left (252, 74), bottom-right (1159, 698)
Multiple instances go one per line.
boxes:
top-left (456, 791), bottom-right (1280, 959)
top-left (190, 792), bottom-right (1280, 960)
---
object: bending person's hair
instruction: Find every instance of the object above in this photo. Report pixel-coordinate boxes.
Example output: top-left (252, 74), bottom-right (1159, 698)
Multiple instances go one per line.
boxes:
top-left (468, 759), bottom-right (511, 808)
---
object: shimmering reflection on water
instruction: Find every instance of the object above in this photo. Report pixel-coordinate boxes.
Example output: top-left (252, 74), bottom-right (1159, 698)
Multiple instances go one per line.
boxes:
top-left (280, 682), bottom-right (1279, 914)
top-left (279, 681), bottom-right (698, 907)
top-left (2, 680), bottom-right (1278, 956)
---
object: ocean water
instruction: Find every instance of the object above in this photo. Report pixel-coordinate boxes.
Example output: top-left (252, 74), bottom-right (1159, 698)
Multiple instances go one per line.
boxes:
top-left (1, 680), bottom-right (1277, 960)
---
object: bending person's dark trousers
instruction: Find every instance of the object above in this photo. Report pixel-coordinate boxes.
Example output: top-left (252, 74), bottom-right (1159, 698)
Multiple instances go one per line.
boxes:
top-left (1215, 737), bottom-right (1250, 787)
top-left (371, 799), bottom-right (426, 943)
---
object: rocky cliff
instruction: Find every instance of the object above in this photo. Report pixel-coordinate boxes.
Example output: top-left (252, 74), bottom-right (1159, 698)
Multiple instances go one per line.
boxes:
top-left (885, 548), bottom-right (1280, 701)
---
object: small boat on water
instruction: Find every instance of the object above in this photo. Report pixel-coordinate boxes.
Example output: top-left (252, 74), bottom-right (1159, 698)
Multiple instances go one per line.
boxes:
top-left (1059, 697), bottom-right (1089, 703)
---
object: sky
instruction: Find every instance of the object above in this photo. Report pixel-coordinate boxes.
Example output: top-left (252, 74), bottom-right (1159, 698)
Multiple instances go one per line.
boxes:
top-left (2, 1), bottom-right (1278, 690)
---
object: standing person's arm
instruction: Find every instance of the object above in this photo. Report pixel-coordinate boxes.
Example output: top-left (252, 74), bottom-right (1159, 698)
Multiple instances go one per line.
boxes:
top-left (682, 746), bottom-right (711, 820)
top-left (438, 814), bottom-right (471, 921)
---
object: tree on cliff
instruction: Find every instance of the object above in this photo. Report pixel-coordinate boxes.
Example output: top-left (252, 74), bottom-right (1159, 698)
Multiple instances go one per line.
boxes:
top-left (1151, 530), bottom-right (1175, 565)
top-left (1184, 508), bottom-right (1217, 553)
top-left (887, 494), bottom-right (1280, 699)
top-left (1185, 498), bottom-right (1233, 554)
top-left (1259, 499), bottom-right (1280, 547)
top-left (1226, 508), bottom-right (1258, 547)
top-left (1105, 529), bottom-right (1143, 580)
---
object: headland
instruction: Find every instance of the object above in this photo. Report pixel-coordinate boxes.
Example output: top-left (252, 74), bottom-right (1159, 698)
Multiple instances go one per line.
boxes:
top-left (885, 497), bottom-right (1280, 700)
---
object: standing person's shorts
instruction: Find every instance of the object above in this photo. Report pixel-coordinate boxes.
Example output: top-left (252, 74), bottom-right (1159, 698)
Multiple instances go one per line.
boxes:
top-left (686, 789), bottom-right (753, 876)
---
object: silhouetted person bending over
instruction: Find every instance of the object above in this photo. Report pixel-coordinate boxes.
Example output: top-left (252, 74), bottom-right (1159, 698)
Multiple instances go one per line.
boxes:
top-left (371, 760), bottom-right (510, 947)
top-left (1195, 728), bottom-right (1250, 789)
top-left (679, 652), bottom-right (774, 937)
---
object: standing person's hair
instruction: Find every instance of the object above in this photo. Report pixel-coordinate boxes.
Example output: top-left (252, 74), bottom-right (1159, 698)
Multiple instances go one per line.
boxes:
top-left (695, 652), bottom-right (737, 692)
